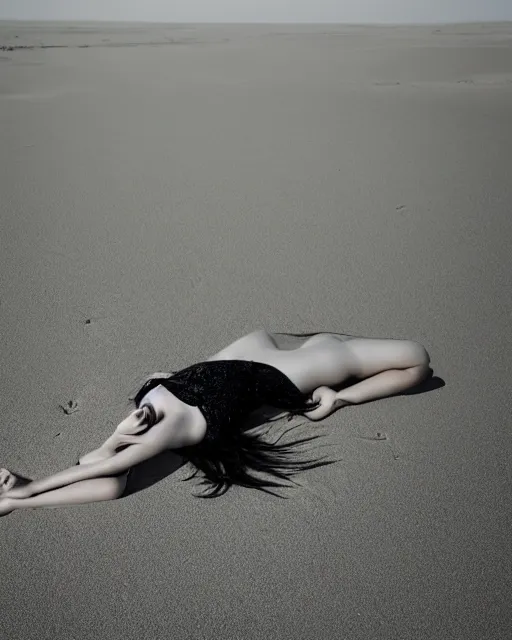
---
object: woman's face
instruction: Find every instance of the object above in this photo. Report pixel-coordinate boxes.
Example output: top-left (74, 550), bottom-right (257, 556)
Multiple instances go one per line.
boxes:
top-left (115, 405), bottom-right (155, 436)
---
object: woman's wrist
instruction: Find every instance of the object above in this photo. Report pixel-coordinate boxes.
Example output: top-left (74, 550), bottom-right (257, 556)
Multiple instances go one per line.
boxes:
top-left (24, 481), bottom-right (37, 496)
top-left (5, 481), bottom-right (35, 499)
top-left (334, 390), bottom-right (354, 406)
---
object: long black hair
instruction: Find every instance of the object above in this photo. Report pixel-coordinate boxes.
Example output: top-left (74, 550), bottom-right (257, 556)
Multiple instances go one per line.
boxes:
top-left (177, 416), bottom-right (337, 499)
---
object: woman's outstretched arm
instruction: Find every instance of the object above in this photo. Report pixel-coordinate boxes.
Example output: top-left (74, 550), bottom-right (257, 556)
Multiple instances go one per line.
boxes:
top-left (0, 476), bottom-right (127, 516)
top-left (4, 441), bottom-right (163, 499)
top-left (305, 364), bottom-right (431, 420)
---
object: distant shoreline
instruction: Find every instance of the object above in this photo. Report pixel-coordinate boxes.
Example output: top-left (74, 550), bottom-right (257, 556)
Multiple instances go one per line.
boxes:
top-left (1, 19), bottom-right (512, 27)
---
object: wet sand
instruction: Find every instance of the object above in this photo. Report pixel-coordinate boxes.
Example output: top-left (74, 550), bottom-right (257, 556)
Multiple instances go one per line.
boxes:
top-left (1, 21), bottom-right (511, 640)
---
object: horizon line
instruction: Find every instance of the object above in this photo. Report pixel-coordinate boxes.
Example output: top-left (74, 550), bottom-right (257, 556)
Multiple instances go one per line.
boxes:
top-left (1, 18), bottom-right (512, 27)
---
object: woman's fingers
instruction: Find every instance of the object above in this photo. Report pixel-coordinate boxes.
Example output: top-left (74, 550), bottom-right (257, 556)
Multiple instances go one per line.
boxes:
top-left (0, 469), bottom-right (17, 494)
top-left (305, 387), bottom-right (340, 421)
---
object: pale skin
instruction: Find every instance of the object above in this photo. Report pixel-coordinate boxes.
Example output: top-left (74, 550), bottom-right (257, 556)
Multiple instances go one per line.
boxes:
top-left (0, 330), bottom-right (431, 516)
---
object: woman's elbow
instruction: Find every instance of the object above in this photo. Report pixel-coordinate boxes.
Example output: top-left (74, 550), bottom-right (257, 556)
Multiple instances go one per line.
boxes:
top-left (99, 475), bottom-right (127, 501)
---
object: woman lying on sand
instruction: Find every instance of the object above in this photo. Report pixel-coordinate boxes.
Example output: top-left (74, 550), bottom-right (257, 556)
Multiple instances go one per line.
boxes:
top-left (0, 330), bottom-right (431, 515)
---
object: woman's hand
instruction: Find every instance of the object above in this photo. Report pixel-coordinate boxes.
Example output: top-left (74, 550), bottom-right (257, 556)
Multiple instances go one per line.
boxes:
top-left (304, 386), bottom-right (347, 421)
top-left (0, 468), bottom-right (16, 495)
top-left (1, 469), bottom-right (32, 499)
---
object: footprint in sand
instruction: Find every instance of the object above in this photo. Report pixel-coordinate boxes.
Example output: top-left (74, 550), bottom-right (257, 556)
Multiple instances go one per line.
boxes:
top-left (357, 432), bottom-right (401, 460)
top-left (59, 400), bottom-right (79, 415)
top-left (357, 432), bottom-right (388, 441)
top-left (82, 314), bottom-right (108, 326)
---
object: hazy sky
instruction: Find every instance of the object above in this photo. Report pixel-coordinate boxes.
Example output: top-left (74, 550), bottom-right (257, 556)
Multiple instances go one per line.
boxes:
top-left (0, 0), bottom-right (511, 24)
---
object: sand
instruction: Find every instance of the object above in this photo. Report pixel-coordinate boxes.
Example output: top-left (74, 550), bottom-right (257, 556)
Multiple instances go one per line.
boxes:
top-left (1, 21), bottom-right (511, 640)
